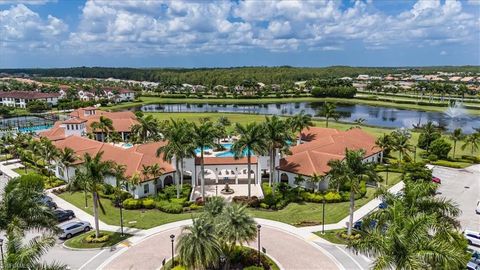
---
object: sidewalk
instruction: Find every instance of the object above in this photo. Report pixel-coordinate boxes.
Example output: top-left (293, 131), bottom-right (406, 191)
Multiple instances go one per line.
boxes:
top-left (300, 181), bottom-right (405, 233)
top-left (0, 159), bottom-right (22, 179)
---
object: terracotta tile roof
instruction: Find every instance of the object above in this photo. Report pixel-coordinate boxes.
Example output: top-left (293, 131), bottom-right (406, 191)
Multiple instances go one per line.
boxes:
top-left (279, 127), bottom-right (381, 176)
top-left (62, 118), bottom-right (87, 124)
top-left (52, 136), bottom-right (174, 182)
top-left (68, 107), bottom-right (138, 132)
top-left (38, 122), bottom-right (65, 141)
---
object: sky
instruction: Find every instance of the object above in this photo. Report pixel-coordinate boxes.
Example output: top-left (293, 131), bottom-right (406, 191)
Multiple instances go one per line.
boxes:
top-left (0, 0), bottom-right (479, 68)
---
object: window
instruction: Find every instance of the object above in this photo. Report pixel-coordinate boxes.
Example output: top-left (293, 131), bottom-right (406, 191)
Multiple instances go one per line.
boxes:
top-left (144, 184), bottom-right (150, 194)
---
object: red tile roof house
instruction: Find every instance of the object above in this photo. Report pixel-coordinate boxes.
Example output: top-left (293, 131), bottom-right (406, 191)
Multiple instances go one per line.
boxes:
top-left (103, 87), bottom-right (135, 103)
top-left (41, 107), bottom-right (138, 142)
top-left (0, 91), bottom-right (60, 108)
top-left (40, 110), bottom-right (383, 199)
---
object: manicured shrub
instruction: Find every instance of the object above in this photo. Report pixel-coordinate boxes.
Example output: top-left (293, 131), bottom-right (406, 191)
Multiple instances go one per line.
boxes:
top-left (461, 155), bottom-right (480, 163)
top-left (142, 198), bottom-right (155, 209)
top-left (123, 198), bottom-right (142, 209)
top-left (431, 160), bottom-right (465, 168)
top-left (170, 197), bottom-right (188, 207)
top-left (156, 200), bottom-right (183, 214)
top-left (427, 154), bottom-right (439, 162)
top-left (259, 203), bottom-right (269, 209)
top-left (324, 191), bottom-right (342, 203)
top-left (189, 203), bottom-right (203, 211)
top-left (84, 233), bottom-right (110, 243)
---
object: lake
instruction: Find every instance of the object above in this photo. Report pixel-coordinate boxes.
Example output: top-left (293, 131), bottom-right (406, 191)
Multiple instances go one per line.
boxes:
top-left (133, 102), bottom-right (480, 134)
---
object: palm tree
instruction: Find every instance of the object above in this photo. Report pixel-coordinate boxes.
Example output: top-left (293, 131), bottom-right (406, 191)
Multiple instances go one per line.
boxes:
top-left (81, 152), bottom-right (115, 238)
top-left (390, 129), bottom-right (413, 163)
top-left (130, 114), bottom-right (160, 143)
top-left (90, 116), bottom-right (114, 142)
top-left (191, 121), bottom-right (220, 200)
top-left (157, 119), bottom-right (195, 198)
top-left (328, 149), bottom-right (379, 235)
top-left (449, 128), bottom-right (464, 159)
top-left (350, 180), bottom-right (468, 269)
top-left (216, 203), bottom-right (257, 258)
top-left (309, 174), bottom-right (323, 192)
top-left (263, 116), bottom-right (292, 187)
top-left (0, 174), bottom-right (57, 233)
top-left (69, 171), bottom-right (90, 208)
top-left (232, 123), bottom-right (267, 198)
top-left (141, 164), bottom-right (151, 182)
top-left (462, 132), bottom-right (480, 155)
top-left (3, 228), bottom-right (67, 270)
top-left (148, 163), bottom-right (164, 187)
top-left (56, 147), bottom-right (76, 182)
top-left (374, 134), bottom-right (391, 164)
top-left (177, 217), bottom-right (223, 270)
top-left (320, 102), bottom-right (339, 128)
top-left (202, 196), bottom-right (226, 218)
top-left (288, 110), bottom-right (314, 145)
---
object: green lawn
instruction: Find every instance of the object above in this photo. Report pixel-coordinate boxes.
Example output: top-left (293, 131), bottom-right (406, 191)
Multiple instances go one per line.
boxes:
top-left (57, 192), bottom-right (195, 229)
top-left (314, 229), bottom-right (350, 245)
top-left (13, 167), bottom-right (38, 176)
top-left (103, 95), bottom-right (480, 115)
top-left (64, 230), bottom-right (131, 249)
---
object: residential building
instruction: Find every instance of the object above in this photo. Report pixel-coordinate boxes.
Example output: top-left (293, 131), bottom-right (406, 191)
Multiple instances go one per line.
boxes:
top-left (103, 87), bottom-right (135, 102)
top-left (0, 91), bottom-right (60, 108)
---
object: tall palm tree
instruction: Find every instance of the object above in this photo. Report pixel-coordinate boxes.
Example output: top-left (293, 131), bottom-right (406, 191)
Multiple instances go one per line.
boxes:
top-left (0, 174), bottom-right (57, 233)
top-left (90, 116), bottom-right (114, 142)
top-left (81, 151), bottom-right (115, 238)
top-left (350, 180), bottom-right (468, 269)
top-left (462, 132), bottom-right (480, 155)
top-left (263, 116), bottom-right (292, 187)
top-left (232, 123), bottom-right (267, 198)
top-left (320, 102), bottom-right (339, 128)
top-left (177, 217), bottom-right (223, 270)
top-left (390, 129), bottom-right (413, 163)
top-left (3, 228), bottom-right (67, 270)
top-left (328, 149), bottom-right (379, 235)
top-left (69, 171), bottom-right (90, 208)
top-left (288, 110), bottom-right (314, 145)
top-left (130, 114), bottom-right (160, 143)
top-left (192, 121), bottom-right (220, 200)
top-left (56, 147), bottom-right (76, 182)
top-left (141, 164), bottom-right (151, 182)
top-left (148, 163), bottom-right (164, 187)
top-left (216, 203), bottom-right (257, 258)
top-left (157, 119), bottom-right (196, 198)
top-left (374, 134), bottom-right (391, 163)
top-left (449, 128), bottom-right (464, 159)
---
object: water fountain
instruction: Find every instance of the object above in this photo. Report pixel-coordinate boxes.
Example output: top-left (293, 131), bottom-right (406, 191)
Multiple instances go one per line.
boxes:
top-left (444, 101), bottom-right (468, 119)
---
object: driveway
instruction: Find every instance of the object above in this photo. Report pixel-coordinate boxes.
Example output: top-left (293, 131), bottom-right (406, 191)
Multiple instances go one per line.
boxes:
top-left (432, 164), bottom-right (480, 231)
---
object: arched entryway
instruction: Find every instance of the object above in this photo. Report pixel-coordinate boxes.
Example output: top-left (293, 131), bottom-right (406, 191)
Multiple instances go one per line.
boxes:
top-left (197, 169), bottom-right (217, 185)
top-left (163, 175), bottom-right (174, 186)
top-left (237, 168), bottom-right (256, 184)
top-left (280, 173), bottom-right (289, 184)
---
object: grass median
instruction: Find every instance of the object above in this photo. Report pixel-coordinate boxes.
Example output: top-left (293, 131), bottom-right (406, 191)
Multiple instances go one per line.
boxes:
top-left (64, 230), bottom-right (131, 249)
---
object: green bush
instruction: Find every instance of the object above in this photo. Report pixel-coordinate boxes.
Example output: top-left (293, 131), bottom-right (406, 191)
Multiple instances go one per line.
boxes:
top-left (430, 160), bottom-right (465, 168)
top-left (123, 198), bottom-right (142, 209)
top-left (156, 200), bottom-right (183, 214)
top-left (428, 138), bottom-right (451, 159)
top-left (142, 198), bottom-right (155, 209)
top-left (259, 202), bottom-right (269, 209)
top-left (311, 86), bottom-right (356, 98)
top-left (170, 197), bottom-right (188, 207)
top-left (189, 203), bottom-right (203, 211)
top-left (461, 155), bottom-right (480, 163)
top-left (427, 154), bottom-right (439, 161)
top-left (84, 233), bottom-right (110, 243)
top-left (324, 191), bottom-right (342, 203)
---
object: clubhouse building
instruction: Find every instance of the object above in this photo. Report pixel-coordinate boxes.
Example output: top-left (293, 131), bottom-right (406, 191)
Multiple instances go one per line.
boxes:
top-left (40, 107), bottom-right (382, 199)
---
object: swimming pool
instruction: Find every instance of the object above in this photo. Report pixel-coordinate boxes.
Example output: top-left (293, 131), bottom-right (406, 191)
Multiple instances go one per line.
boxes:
top-left (122, 143), bottom-right (134, 149)
top-left (19, 125), bottom-right (53, 133)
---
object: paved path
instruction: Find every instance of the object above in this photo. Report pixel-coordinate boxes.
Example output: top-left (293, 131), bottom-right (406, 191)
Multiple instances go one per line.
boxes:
top-left (100, 219), bottom-right (342, 270)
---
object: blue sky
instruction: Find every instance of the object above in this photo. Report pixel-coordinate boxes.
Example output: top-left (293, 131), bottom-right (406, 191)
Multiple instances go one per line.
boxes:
top-left (0, 0), bottom-right (479, 68)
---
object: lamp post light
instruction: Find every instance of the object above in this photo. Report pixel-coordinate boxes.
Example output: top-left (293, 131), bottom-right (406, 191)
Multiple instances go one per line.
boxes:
top-left (0, 238), bottom-right (4, 269)
top-left (257, 224), bottom-right (261, 266)
top-left (322, 198), bottom-right (326, 234)
top-left (170, 234), bottom-right (175, 269)
top-left (119, 201), bottom-right (124, 236)
top-left (219, 254), bottom-right (226, 270)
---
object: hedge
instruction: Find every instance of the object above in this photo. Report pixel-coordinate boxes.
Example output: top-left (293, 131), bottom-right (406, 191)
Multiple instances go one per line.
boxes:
top-left (311, 86), bottom-right (356, 98)
top-left (122, 198), bottom-right (143, 209)
top-left (84, 233), bottom-right (110, 243)
top-left (156, 200), bottom-right (183, 214)
top-left (430, 160), bottom-right (465, 168)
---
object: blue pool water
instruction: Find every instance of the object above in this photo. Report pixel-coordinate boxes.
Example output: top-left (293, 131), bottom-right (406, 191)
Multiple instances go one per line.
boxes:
top-left (122, 143), bottom-right (134, 148)
top-left (195, 143), bottom-right (252, 157)
top-left (19, 125), bottom-right (52, 133)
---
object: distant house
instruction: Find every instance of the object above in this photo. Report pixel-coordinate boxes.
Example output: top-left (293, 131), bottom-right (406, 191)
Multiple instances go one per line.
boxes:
top-left (103, 87), bottom-right (135, 102)
top-left (460, 77), bottom-right (475, 83)
top-left (356, 75), bottom-right (369, 80)
top-left (449, 76), bottom-right (462, 82)
top-left (0, 91), bottom-right (60, 108)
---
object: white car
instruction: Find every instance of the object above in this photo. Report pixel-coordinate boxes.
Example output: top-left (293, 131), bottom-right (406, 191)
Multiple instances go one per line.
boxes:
top-left (476, 201), bottom-right (480, 215)
top-left (465, 230), bottom-right (480, 247)
top-left (58, 221), bottom-right (91, 239)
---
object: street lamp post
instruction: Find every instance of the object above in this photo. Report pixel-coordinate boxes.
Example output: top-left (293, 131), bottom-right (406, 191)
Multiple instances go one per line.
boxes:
top-left (386, 165), bottom-right (389, 186)
top-left (119, 201), bottom-right (124, 236)
top-left (219, 254), bottom-right (226, 270)
top-left (257, 224), bottom-right (261, 266)
top-left (0, 238), bottom-right (5, 269)
top-left (170, 234), bottom-right (175, 269)
top-left (322, 198), bottom-right (326, 234)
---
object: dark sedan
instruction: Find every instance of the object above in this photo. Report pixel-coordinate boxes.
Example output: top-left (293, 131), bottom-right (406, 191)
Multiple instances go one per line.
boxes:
top-left (53, 209), bottom-right (75, 222)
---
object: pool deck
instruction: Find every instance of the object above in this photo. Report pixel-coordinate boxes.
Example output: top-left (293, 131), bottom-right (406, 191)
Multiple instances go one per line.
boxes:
top-left (191, 183), bottom-right (264, 201)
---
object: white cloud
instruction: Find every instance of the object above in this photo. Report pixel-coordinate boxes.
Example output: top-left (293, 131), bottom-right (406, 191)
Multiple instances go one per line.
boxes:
top-left (440, 50), bottom-right (447, 55)
top-left (1, 0), bottom-right (478, 57)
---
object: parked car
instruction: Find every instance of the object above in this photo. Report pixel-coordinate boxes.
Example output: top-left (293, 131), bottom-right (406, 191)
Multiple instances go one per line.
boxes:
top-left (378, 201), bottom-right (388, 209)
top-left (353, 219), bottom-right (377, 230)
top-left (58, 221), bottom-right (91, 239)
top-left (431, 177), bottom-right (441, 184)
top-left (476, 201), bottom-right (480, 215)
top-left (40, 195), bottom-right (57, 209)
top-left (467, 261), bottom-right (480, 270)
top-left (465, 230), bottom-right (480, 246)
top-left (53, 209), bottom-right (75, 222)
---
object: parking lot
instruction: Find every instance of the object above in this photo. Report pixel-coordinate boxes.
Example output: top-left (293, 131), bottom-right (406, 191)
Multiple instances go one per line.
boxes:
top-left (433, 164), bottom-right (480, 231)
